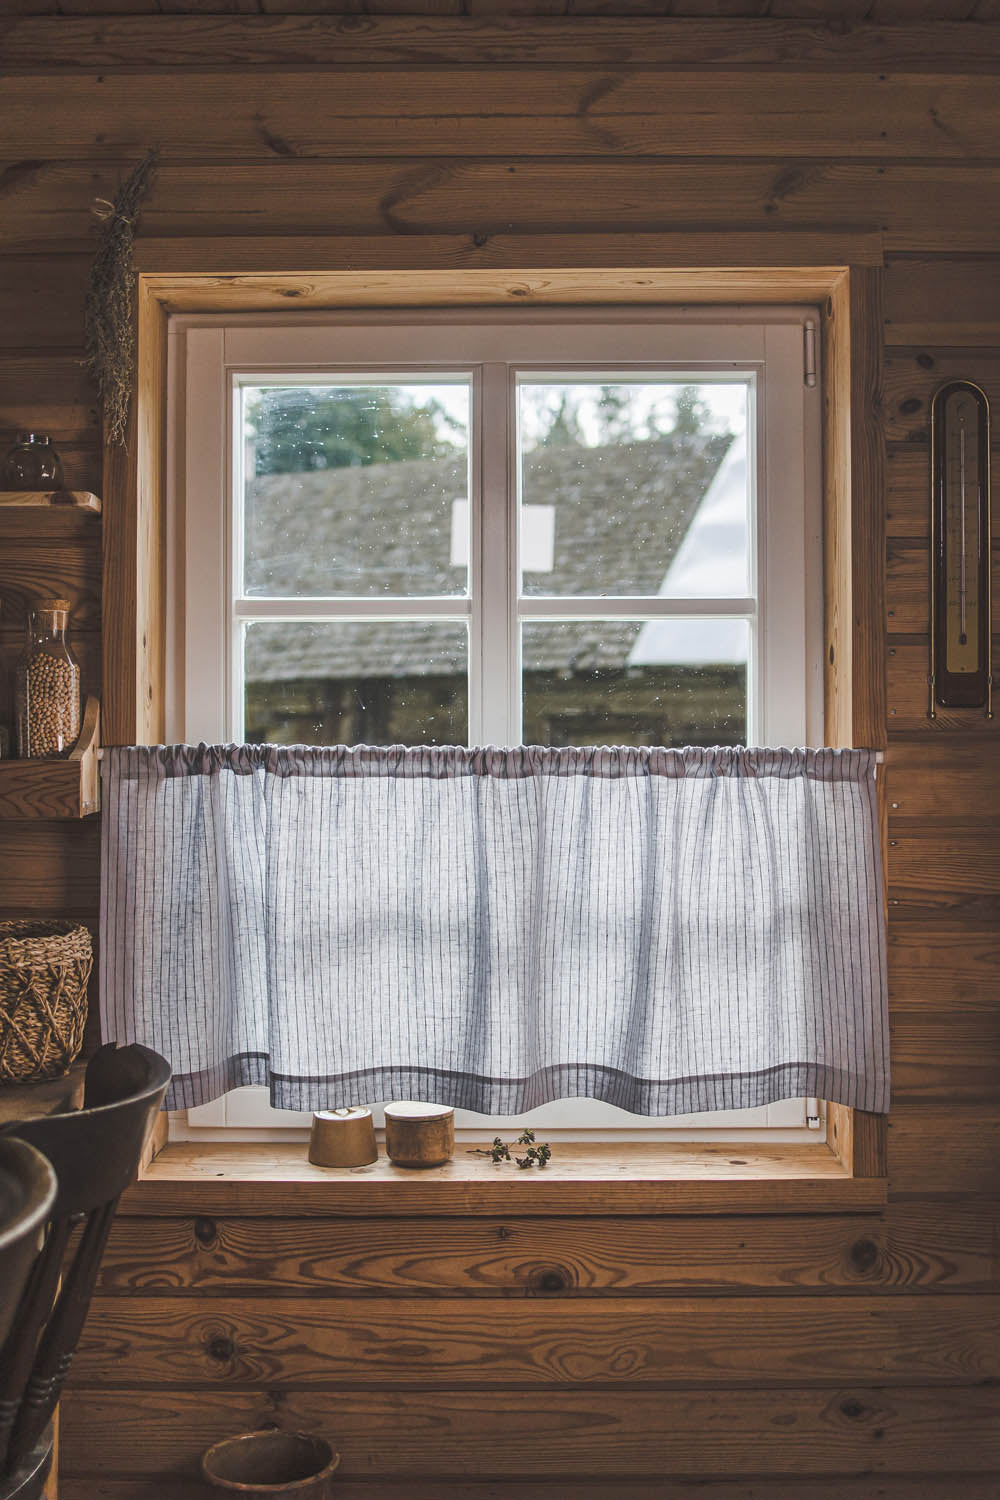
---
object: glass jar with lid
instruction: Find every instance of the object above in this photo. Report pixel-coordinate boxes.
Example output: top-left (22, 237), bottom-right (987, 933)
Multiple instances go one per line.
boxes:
top-left (15, 600), bottom-right (81, 758)
top-left (1, 432), bottom-right (64, 491)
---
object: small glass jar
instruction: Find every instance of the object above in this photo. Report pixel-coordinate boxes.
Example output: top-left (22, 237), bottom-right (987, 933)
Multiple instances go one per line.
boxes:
top-left (15, 600), bottom-right (81, 758)
top-left (1, 432), bottom-right (64, 491)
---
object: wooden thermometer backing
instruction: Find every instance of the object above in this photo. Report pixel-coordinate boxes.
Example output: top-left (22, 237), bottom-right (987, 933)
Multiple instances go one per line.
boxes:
top-left (930, 380), bottom-right (992, 716)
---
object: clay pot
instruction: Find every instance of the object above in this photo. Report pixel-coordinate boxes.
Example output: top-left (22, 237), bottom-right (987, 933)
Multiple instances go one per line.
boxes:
top-left (201, 1431), bottom-right (340, 1496)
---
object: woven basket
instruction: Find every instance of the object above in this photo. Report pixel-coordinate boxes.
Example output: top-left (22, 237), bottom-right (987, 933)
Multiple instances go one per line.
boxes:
top-left (0, 919), bottom-right (92, 1084)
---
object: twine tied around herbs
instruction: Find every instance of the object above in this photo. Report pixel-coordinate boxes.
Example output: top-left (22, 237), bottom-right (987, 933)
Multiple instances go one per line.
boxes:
top-left (84, 149), bottom-right (159, 447)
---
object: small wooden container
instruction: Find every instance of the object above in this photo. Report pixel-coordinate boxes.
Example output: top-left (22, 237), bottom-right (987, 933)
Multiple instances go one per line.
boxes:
top-left (202, 1430), bottom-right (340, 1496)
top-left (308, 1107), bottom-right (377, 1168)
top-left (384, 1101), bottom-right (455, 1168)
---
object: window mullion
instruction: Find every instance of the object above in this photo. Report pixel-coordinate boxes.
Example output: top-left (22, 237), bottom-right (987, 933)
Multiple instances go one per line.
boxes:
top-left (477, 362), bottom-right (515, 746)
top-left (516, 597), bottom-right (757, 620)
top-left (232, 597), bottom-right (472, 620)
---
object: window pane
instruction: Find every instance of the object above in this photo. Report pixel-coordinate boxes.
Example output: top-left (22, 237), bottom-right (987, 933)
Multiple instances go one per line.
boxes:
top-left (244, 621), bottom-right (468, 746)
top-left (521, 619), bottom-right (748, 747)
top-left (242, 382), bottom-right (470, 597)
top-left (518, 380), bottom-right (749, 598)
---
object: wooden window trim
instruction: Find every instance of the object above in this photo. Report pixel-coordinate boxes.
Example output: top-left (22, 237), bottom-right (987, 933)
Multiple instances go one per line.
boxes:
top-left (105, 238), bottom-right (887, 1207)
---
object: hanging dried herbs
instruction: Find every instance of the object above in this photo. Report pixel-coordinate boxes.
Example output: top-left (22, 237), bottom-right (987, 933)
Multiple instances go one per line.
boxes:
top-left (84, 149), bottom-right (158, 446)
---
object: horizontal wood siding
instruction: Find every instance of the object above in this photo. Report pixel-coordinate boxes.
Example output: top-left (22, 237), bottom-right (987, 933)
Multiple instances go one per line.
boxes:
top-left (0, 11), bottom-right (996, 1496)
top-left (93, 1205), bottom-right (998, 1297)
top-left (57, 1386), bottom-right (1000, 1479)
top-left (52, 1482), bottom-right (1000, 1500)
top-left (6, 72), bottom-right (1000, 162)
top-left (74, 1292), bottom-right (1000, 1386)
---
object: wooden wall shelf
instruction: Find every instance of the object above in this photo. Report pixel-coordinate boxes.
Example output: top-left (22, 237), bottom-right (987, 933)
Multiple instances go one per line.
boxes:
top-left (0, 1057), bottom-right (87, 1126)
top-left (0, 696), bottom-right (100, 819)
top-left (0, 491), bottom-right (101, 513)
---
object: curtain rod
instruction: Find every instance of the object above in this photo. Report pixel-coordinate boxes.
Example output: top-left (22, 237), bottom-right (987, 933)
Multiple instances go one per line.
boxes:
top-left (95, 748), bottom-right (886, 762)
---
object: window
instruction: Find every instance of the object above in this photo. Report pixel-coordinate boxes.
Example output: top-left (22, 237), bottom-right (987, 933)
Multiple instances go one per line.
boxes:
top-left (168, 308), bottom-right (823, 1141)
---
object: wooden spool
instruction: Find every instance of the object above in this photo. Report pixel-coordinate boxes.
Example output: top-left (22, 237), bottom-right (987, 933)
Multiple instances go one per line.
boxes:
top-left (383, 1101), bottom-right (454, 1168)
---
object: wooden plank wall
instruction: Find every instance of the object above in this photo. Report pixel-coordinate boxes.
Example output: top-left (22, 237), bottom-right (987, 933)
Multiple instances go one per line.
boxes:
top-left (0, 11), bottom-right (998, 1496)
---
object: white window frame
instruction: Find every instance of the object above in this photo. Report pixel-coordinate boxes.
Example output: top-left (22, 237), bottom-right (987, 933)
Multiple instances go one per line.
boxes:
top-left (167, 306), bottom-right (824, 1143)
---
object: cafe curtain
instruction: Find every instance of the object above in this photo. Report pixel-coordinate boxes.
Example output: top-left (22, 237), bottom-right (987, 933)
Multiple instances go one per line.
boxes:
top-left (100, 744), bottom-right (889, 1115)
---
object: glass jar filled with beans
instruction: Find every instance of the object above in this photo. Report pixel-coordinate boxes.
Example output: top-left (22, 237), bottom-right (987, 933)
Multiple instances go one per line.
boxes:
top-left (16, 599), bottom-right (81, 758)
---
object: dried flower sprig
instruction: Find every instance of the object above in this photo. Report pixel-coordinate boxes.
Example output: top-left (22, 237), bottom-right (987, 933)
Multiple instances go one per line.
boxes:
top-left (476, 1127), bottom-right (552, 1168)
top-left (516, 1142), bottom-right (552, 1170)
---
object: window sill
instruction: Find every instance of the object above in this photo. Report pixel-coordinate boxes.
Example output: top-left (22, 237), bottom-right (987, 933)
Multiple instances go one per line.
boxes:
top-left (122, 1140), bottom-right (885, 1217)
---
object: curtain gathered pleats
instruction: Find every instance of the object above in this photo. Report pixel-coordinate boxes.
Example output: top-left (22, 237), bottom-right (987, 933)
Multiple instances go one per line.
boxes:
top-left (100, 744), bottom-right (889, 1115)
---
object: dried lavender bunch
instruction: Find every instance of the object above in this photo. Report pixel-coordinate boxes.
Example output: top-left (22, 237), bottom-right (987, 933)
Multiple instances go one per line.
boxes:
top-left (84, 149), bottom-right (158, 446)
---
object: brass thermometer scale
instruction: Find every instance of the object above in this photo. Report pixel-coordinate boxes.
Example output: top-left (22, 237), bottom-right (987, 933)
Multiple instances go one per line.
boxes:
top-left (929, 381), bottom-right (993, 718)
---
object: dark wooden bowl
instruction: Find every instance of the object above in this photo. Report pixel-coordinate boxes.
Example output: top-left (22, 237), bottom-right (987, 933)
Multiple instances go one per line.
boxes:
top-left (202, 1431), bottom-right (341, 1496)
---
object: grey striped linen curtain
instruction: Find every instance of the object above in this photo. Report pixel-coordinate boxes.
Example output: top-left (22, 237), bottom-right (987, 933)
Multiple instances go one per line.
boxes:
top-left (100, 744), bottom-right (889, 1115)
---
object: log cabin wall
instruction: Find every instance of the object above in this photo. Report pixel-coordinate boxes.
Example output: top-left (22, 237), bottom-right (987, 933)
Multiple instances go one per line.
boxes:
top-left (1, 4), bottom-right (998, 1494)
